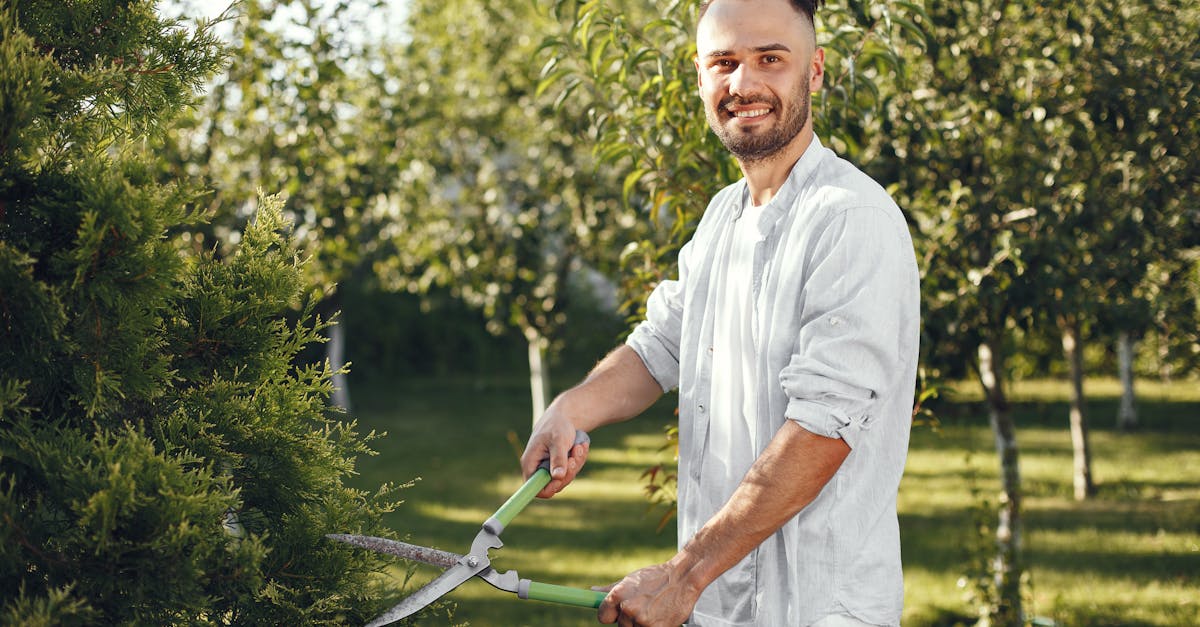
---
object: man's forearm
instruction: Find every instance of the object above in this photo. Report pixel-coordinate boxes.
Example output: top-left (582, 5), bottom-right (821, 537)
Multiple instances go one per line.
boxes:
top-left (549, 345), bottom-right (664, 431)
top-left (669, 420), bottom-right (851, 593)
top-left (522, 345), bottom-right (665, 494)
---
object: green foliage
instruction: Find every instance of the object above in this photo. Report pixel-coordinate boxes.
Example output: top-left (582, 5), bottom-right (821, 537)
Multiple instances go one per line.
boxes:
top-left (2, 0), bottom-right (226, 165)
top-left (539, 0), bottom-right (729, 319)
top-left (378, 0), bottom-right (643, 361)
top-left (0, 1), bottom-right (407, 623)
top-left (880, 1), bottom-right (1199, 621)
top-left (159, 0), bottom-right (399, 297)
top-left (895, 0), bottom-right (1200, 380)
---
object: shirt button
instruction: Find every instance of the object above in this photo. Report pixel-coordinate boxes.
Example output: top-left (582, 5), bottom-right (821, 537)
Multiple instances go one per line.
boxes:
top-left (698, 405), bottom-right (705, 413)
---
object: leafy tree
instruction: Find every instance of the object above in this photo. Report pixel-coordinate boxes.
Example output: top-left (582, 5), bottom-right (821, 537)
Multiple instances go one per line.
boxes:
top-left (886, 1), bottom-right (1081, 619)
top-left (378, 0), bottom-right (643, 422)
top-left (1076, 0), bottom-right (1200, 427)
top-left (1032, 0), bottom-right (1198, 490)
top-left (157, 0), bottom-right (408, 411)
top-left (0, 1), bottom-right (405, 623)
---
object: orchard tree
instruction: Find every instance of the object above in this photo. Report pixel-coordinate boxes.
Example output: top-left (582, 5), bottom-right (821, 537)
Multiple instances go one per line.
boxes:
top-left (0, 1), bottom-right (409, 623)
top-left (873, 0), bottom-right (1056, 621)
top-left (1073, 0), bottom-right (1200, 428)
top-left (377, 0), bottom-right (643, 422)
top-left (1033, 0), bottom-right (1198, 495)
top-left (157, 0), bottom-right (409, 410)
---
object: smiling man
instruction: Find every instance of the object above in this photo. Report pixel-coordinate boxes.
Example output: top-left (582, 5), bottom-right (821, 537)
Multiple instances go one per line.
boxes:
top-left (520, 1), bottom-right (920, 625)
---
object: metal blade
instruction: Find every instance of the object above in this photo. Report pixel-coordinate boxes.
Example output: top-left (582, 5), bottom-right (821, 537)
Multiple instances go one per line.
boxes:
top-left (325, 534), bottom-right (460, 570)
top-left (365, 561), bottom-right (482, 627)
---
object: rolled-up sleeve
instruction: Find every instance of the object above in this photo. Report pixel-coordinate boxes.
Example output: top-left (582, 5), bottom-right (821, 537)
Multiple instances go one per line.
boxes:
top-left (626, 279), bottom-right (683, 392)
top-left (780, 205), bottom-right (913, 450)
top-left (626, 237), bottom-right (704, 392)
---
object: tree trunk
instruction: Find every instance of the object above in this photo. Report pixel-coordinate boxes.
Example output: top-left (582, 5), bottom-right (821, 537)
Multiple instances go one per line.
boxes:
top-left (526, 327), bottom-right (550, 426)
top-left (1061, 320), bottom-right (1095, 500)
top-left (1117, 331), bottom-right (1138, 430)
top-left (977, 340), bottom-right (1024, 626)
top-left (328, 320), bottom-right (352, 412)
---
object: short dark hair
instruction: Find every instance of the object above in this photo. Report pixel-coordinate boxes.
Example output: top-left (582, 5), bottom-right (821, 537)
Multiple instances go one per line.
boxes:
top-left (698, 0), bottom-right (825, 25)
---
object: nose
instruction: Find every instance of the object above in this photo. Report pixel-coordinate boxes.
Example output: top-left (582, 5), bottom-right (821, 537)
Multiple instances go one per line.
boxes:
top-left (728, 64), bottom-right (763, 98)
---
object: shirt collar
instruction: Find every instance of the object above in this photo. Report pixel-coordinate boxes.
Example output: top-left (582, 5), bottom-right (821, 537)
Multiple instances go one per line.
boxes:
top-left (731, 135), bottom-right (827, 222)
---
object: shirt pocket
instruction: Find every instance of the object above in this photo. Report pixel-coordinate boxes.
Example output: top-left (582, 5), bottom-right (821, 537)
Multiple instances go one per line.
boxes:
top-left (690, 547), bottom-right (758, 625)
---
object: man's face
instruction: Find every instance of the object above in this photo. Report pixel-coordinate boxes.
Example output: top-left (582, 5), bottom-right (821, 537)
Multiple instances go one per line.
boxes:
top-left (695, 0), bottom-right (825, 164)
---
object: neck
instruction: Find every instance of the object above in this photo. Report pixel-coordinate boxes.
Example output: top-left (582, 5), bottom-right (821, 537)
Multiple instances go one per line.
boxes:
top-left (738, 125), bottom-right (815, 206)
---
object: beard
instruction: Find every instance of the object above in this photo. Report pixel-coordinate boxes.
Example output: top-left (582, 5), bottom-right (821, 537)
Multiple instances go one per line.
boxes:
top-left (706, 73), bottom-right (812, 164)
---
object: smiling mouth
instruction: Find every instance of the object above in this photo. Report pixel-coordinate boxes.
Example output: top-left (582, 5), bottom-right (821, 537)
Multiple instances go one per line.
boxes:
top-left (733, 108), bottom-right (770, 118)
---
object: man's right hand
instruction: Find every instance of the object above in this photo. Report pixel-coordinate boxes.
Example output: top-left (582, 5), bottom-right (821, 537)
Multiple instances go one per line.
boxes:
top-left (518, 345), bottom-right (664, 499)
top-left (520, 408), bottom-right (590, 499)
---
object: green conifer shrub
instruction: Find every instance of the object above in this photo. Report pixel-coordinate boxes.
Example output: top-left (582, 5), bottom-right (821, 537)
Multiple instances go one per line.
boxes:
top-left (1, 2), bottom-right (408, 623)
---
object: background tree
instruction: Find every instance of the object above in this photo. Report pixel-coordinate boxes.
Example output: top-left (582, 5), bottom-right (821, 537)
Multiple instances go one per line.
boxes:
top-left (0, 1), bottom-right (405, 623)
top-left (377, 0), bottom-right (643, 422)
top-left (889, 0), bottom-right (1199, 615)
top-left (1077, 0), bottom-right (1200, 429)
top-left (887, 1), bottom-right (1081, 620)
top-left (1032, 0), bottom-right (1198, 497)
top-left (157, 0), bottom-right (409, 411)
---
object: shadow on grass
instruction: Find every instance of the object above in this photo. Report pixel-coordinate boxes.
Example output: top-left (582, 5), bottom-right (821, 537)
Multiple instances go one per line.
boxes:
top-left (929, 396), bottom-right (1200, 435)
top-left (900, 510), bottom-right (974, 573)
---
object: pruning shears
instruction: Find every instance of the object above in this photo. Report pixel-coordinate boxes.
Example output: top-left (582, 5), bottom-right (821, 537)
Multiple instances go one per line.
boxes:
top-left (328, 430), bottom-right (606, 626)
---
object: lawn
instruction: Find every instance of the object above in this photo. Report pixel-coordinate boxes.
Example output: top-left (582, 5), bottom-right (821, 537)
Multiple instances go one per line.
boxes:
top-left (344, 376), bottom-right (1200, 626)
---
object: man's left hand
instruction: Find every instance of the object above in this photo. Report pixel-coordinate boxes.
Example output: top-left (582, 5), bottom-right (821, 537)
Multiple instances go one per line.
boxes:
top-left (597, 562), bottom-right (700, 627)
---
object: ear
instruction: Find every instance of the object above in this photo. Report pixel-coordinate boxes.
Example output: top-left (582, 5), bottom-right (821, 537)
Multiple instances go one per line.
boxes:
top-left (695, 54), bottom-right (704, 89)
top-left (809, 47), bottom-right (826, 92)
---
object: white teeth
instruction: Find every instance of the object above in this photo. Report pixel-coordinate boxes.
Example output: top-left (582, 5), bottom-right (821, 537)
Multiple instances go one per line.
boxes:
top-left (734, 109), bottom-right (769, 118)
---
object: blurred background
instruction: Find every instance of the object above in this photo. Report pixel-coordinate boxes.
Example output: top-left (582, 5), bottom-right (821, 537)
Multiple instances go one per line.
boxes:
top-left (161, 1), bottom-right (1199, 625)
top-left (3, 0), bottom-right (1196, 625)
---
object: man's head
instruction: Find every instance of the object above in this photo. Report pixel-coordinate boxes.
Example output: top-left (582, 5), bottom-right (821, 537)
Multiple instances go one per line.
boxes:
top-left (695, 0), bottom-right (826, 166)
top-left (699, 0), bottom-right (824, 28)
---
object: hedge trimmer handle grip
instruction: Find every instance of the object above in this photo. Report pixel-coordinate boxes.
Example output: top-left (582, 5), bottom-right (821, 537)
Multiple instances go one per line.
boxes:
top-left (484, 430), bottom-right (589, 534)
top-left (519, 580), bottom-right (607, 608)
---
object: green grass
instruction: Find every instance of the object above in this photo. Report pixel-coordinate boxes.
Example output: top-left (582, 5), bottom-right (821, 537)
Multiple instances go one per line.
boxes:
top-left (343, 376), bottom-right (1200, 626)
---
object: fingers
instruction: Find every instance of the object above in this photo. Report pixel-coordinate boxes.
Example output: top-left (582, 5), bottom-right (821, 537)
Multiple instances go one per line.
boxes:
top-left (537, 436), bottom-right (589, 498)
top-left (519, 433), bottom-right (548, 480)
top-left (548, 428), bottom-right (570, 480)
top-left (596, 565), bottom-right (694, 627)
top-left (597, 586), bottom-right (619, 624)
top-left (521, 422), bottom-right (591, 498)
top-left (598, 581), bottom-right (640, 626)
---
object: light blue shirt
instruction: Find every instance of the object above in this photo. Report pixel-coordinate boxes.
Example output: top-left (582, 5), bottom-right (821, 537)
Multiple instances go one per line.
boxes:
top-left (626, 137), bottom-right (920, 627)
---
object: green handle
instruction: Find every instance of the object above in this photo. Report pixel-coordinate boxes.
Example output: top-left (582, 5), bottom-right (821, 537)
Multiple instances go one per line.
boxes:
top-left (520, 580), bottom-right (607, 608)
top-left (484, 430), bottom-right (589, 534)
top-left (485, 468), bottom-right (551, 533)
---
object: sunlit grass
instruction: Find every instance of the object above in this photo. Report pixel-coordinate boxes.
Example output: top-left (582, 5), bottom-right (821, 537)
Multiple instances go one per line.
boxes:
top-left (347, 376), bottom-right (1200, 626)
top-left (945, 376), bottom-right (1200, 403)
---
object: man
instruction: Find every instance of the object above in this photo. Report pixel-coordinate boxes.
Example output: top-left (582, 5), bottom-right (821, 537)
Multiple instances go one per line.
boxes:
top-left (519, 0), bottom-right (919, 625)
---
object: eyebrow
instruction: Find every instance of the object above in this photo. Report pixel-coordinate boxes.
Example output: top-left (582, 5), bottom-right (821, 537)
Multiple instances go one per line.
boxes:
top-left (703, 43), bottom-right (792, 59)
